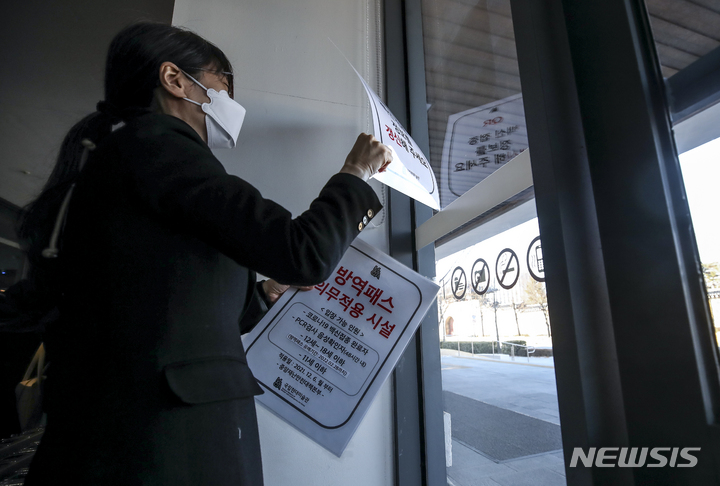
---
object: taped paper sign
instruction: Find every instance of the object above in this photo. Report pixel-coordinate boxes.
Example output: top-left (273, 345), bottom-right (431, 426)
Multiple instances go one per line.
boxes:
top-left (440, 93), bottom-right (528, 207)
top-left (348, 67), bottom-right (440, 210)
top-left (243, 238), bottom-right (439, 456)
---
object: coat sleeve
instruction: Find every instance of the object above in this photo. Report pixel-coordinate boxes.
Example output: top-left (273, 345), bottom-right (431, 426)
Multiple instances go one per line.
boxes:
top-left (122, 121), bottom-right (383, 286)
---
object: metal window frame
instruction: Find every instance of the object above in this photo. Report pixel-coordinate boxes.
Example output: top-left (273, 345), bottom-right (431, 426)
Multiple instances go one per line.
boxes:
top-left (668, 44), bottom-right (720, 155)
top-left (666, 44), bottom-right (720, 125)
top-left (509, 0), bottom-right (720, 484)
top-left (383, 0), bottom-right (446, 485)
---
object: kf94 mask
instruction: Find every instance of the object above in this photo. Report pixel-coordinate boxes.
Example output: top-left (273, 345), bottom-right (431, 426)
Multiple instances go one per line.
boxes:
top-left (181, 70), bottom-right (246, 149)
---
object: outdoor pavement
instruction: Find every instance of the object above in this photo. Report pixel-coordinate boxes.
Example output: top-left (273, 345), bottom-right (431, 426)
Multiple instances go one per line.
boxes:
top-left (441, 350), bottom-right (567, 486)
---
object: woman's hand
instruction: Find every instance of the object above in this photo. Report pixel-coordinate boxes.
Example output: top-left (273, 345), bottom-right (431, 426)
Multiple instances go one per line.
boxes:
top-left (339, 133), bottom-right (393, 182)
top-left (262, 279), bottom-right (313, 305)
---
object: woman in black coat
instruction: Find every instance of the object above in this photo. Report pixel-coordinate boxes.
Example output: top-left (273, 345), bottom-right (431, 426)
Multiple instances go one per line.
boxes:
top-left (18, 22), bottom-right (389, 485)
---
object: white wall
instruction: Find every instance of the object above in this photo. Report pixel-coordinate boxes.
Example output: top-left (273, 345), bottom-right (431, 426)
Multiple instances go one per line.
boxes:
top-left (172, 1), bottom-right (394, 484)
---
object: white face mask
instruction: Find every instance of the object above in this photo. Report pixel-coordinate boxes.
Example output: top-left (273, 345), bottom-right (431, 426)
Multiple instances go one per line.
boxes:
top-left (181, 70), bottom-right (246, 149)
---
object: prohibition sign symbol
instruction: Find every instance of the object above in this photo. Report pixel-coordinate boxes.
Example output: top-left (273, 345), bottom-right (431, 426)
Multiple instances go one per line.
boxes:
top-left (471, 258), bottom-right (490, 295)
top-left (527, 236), bottom-right (545, 282)
top-left (495, 248), bottom-right (520, 290)
top-left (451, 266), bottom-right (467, 300)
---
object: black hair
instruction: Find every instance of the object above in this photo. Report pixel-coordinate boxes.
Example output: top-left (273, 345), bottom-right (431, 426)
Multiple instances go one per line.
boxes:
top-left (17, 22), bottom-right (232, 271)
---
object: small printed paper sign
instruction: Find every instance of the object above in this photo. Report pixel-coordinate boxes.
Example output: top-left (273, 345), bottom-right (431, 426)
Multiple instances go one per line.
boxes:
top-left (440, 93), bottom-right (528, 207)
top-left (331, 39), bottom-right (440, 210)
top-left (243, 238), bottom-right (439, 456)
top-left (353, 70), bottom-right (440, 210)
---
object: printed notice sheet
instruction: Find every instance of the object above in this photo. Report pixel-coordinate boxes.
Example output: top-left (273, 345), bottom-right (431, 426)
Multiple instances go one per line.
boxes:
top-left (243, 238), bottom-right (439, 456)
top-left (440, 93), bottom-right (528, 207)
top-left (355, 71), bottom-right (441, 210)
top-left (331, 39), bottom-right (440, 210)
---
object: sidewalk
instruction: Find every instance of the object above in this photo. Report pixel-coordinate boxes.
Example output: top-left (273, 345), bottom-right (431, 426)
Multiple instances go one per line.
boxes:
top-left (441, 353), bottom-right (566, 486)
top-left (447, 441), bottom-right (565, 486)
top-left (441, 348), bottom-right (555, 369)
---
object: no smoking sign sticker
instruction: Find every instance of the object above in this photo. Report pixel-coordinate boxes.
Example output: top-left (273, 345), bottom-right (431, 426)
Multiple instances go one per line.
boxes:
top-left (496, 248), bottom-right (519, 290)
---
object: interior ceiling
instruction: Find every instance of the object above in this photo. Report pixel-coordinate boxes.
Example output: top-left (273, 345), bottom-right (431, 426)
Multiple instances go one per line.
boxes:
top-left (421, 0), bottom-right (720, 181)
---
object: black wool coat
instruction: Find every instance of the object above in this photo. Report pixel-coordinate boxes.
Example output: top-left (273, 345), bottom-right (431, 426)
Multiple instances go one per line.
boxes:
top-left (24, 113), bottom-right (382, 485)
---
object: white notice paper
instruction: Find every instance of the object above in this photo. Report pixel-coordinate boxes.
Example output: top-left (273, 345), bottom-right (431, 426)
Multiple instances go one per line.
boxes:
top-left (243, 238), bottom-right (439, 456)
top-left (347, 65), bottom-right (440, 210)
top-left (440, 93), bottom-right (528, 207)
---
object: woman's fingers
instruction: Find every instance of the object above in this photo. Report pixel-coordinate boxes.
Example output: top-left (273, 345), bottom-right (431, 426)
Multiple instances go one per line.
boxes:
top-left (340, 133), bottom-right (393, 181)
top-left (262, 279), bottom-right (290, 304)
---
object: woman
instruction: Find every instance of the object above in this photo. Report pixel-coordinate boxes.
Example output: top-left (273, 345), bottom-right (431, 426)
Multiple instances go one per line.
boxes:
top-left (20, 22), bottom-right (389, 485)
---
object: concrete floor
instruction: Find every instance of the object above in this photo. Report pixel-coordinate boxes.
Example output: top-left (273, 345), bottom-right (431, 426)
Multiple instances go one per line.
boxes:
top-left (441, 351), bottom-right (566, 486)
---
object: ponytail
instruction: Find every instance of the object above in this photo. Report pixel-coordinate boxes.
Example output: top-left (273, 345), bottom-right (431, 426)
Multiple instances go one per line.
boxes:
top-left (17, 111), bottom-right (113, 267)
top-left (17, 21), bottom-right (232, 283)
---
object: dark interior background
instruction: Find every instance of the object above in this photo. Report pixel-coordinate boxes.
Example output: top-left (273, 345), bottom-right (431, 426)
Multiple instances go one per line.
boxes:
top-left (0, 0), bottom-right (174, 439)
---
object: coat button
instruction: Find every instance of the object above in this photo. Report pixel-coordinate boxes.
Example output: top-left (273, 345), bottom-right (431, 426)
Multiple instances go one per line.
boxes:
top-left (367, 209), bottom-right (374, 218)
top-left (363, 216), bottom-right (369, 225)
top-left (358, 222), bottom-right (364, 231)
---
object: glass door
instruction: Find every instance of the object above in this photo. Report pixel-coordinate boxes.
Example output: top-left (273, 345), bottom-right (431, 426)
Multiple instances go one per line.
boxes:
top-left (420, 1), bottom-right (565, 484)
